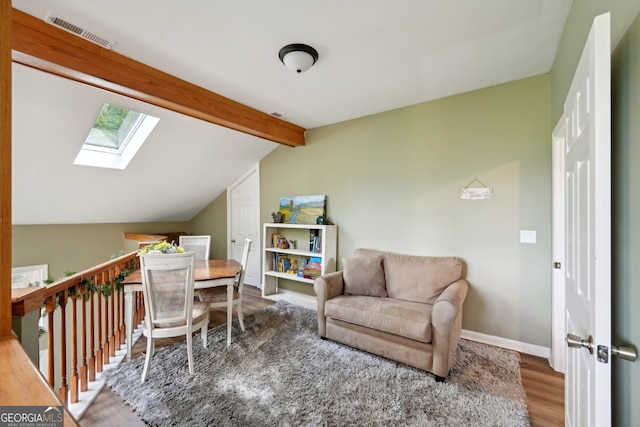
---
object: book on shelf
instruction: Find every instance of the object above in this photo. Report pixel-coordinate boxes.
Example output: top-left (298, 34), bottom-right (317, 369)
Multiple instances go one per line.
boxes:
top-left (309, 229), bottom-right (320, 251)
top-left (302, 257), bottom-right (322, 279)
top-left (313, 236), bottom-right (322, 253)
top-left (273, 253), bottom-right (298, 274)
top-left (272, 233), bottom-right (291, 249)
top-left (280, 257), bottom-right (291, 273)
top-left (273, 253), bottom-right (284, 272)
top-left (309, 229), bottom-right (323, 253)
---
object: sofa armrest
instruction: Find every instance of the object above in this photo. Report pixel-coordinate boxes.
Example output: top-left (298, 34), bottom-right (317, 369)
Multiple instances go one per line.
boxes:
top-left (431, 279), bottom-right (468, 377)
top-left (313, 271), bottom-right (345, 337)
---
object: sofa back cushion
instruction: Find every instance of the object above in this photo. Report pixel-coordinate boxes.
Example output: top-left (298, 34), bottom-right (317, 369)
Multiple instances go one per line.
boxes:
top-left (354, 248), bottom-right (462, 304)
top-left (342, 255), bottom-right (387, 297)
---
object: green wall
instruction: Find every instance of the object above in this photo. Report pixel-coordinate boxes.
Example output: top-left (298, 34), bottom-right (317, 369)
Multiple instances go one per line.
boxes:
top-left (12, 222), bottom-right (190, 279)
top-left (611, 10), bottom-right (640, 427)
top-left (261, 75), bottom-right (552, 347)
top-left (550, 2), bottom-right (640, 424)
top-left (190, 192), bottom-right (228, 259)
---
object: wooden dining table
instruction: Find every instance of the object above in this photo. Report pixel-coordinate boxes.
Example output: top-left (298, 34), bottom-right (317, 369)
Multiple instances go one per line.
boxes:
top-left (122, 259), bottom-right (241, 361)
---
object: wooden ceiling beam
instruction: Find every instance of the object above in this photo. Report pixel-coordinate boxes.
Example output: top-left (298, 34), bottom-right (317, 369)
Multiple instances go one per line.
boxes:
top-left (11, 8), bottom-right (305, 147)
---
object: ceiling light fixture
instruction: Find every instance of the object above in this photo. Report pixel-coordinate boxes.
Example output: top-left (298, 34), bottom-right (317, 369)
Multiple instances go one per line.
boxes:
top-left (278, 44), bottom-right (319, 73)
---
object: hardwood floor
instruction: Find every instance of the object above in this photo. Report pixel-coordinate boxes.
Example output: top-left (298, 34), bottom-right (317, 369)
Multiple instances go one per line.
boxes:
top-left (521, 352), bottom-right (565, 426)
top-left (79, 286), bottom-right (564, 426)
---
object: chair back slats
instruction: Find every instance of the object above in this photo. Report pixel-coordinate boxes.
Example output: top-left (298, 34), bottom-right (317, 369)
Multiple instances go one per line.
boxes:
top-left (179, 235), bottom-right (211, 261)
top-left (140, 253), bottom-right (196, 329)
top-left (146, 269), bottom-right (189, 325)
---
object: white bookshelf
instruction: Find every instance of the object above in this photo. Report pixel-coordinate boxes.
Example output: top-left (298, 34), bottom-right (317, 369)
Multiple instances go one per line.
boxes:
top-left (262, 223), bottom-right (337, 310)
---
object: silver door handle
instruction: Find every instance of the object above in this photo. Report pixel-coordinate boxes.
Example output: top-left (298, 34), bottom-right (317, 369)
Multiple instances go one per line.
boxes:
top-left (566, 333), bottom-right (594, 354)
top-left (612, 344), bottom-right (637, 362)
top-left (567, 333), bottom-right (637, 362)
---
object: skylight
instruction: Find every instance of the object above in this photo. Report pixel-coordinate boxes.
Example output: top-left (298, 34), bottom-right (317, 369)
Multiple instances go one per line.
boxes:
top-left (74, 103), bottom-right (159, 169)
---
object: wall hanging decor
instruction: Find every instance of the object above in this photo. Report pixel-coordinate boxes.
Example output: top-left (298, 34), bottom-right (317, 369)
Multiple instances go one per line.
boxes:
top-left (278, 195), bottom-right (327, 224)
top-left (459, 178), bottom-right (493, 200)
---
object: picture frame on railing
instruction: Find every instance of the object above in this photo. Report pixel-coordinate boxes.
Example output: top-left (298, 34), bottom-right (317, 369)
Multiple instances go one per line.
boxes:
top-left (11, 264), bottom-right (48, 289)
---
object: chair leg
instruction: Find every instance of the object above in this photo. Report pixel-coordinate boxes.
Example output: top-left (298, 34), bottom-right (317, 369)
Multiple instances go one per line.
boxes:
top-left (434, 374), bottom-right (447, 383)
top-left (237, 302), bottom-right (246, 332)
top-left (141, 333), bottom-right (154, 383)
top-left (201, 321), bottom-right (208, 348)
top-left (226, 309), bottom-right (232, 347)
top-left (186, 332), bottom-right (194, 375)
top-left (226, 286), bottom-right (233, 346)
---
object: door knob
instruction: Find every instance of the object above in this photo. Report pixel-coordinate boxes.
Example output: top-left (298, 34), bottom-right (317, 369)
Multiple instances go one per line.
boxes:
top-left (612, 344), bottom-right (637, 362)
top-left (566, 333), bottom-right (594, 354)
top-left (567, 334), bottom-right (637, 362)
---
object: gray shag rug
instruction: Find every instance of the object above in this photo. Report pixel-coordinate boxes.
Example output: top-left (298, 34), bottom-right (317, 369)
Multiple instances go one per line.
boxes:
top-left (104, 300), bottom-right (530, 426)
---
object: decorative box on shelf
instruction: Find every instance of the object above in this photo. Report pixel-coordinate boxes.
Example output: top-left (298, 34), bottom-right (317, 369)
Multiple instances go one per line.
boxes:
top-left (262, 223), bottom-right (337, 309)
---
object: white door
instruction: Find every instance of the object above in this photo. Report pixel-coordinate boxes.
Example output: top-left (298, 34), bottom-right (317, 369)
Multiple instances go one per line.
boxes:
top-left (227, 164), bottom-right (261, 287)
top-left (563, 13), bottom-right (611, 427)
top-left (551, 116), bottom-right (567, 374)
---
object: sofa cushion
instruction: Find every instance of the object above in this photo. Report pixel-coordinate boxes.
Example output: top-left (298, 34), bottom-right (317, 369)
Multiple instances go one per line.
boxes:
top-left (343, 255), bottom-right (387, 297)
top-left (325, 295), bottom-right (432, 343)
top-left (354, 249), bottom-right (462, 304)
top-left (385, 254), bottom-right (462, 304)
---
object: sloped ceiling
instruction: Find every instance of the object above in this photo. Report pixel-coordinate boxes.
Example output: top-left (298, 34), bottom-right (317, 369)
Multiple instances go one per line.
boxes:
top-left (11, 0), bottom-right (573, 224)
top-left (12, 63), bottom-right (277, 224)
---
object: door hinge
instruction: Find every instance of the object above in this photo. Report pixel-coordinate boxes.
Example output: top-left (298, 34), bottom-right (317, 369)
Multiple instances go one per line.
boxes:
top-left (553, 262), bottom-right (562, 269)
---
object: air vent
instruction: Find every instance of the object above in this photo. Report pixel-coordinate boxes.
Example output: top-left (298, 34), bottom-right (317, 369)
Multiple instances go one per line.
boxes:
top-left (45, 13), bottom-right (116, 49)
top-left (270, 112), bottom-right (289, 121)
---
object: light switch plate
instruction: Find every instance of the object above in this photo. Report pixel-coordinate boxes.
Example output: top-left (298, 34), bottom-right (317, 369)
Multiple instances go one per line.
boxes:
top-left (520, 230), bottom-right (537, 244)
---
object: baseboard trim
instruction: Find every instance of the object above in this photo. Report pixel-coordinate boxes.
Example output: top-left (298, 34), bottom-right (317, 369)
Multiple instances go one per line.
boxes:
top-left (461, 329), bottom-right (550, 359)
top-left (263, 289), bottom-right (317, 311)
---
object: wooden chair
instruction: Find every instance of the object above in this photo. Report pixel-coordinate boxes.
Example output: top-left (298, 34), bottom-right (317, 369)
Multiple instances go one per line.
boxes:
top-left (198, 238), bottom-right (251, 345)
top-left (139, 252), bottom-right (210, 383)
top-left (178, 235), bottom-right (211, 260)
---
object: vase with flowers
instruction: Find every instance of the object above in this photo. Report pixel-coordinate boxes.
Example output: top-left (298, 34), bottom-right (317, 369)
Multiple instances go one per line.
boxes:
top-left (138, 240), bottom-right (185, 255)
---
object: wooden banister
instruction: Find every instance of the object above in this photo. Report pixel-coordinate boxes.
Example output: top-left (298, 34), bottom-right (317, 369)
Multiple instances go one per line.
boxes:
top-left (0, 336), bottom-right (78, 426)
top-left (10, 251), bottom-right (142, 415)
top-left (12, 252), bottom-right (139, 316)
top-left (123, 232), bottom-right (168, 242)
top-left (57, 290), bottom-right (68, 405)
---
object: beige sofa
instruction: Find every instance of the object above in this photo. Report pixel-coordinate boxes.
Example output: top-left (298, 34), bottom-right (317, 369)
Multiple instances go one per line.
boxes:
top-left (314, 248), bottom-right (468, 380)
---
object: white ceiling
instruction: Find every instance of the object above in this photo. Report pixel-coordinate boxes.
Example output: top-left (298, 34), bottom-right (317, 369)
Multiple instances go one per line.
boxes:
top-left (11, 0), bottom-right (573, 225)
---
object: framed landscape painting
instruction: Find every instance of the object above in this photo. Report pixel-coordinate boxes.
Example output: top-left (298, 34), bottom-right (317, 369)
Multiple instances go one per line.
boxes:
top-left (278, 195), bottom-right (326, 224)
